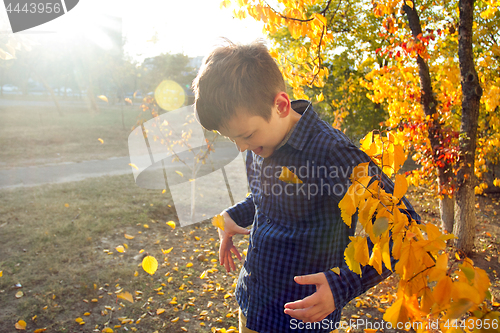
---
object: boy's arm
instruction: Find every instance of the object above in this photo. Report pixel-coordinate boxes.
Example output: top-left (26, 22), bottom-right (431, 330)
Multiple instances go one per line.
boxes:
top-left (285, 140), bottom-right (421, 322)
top-left (217, 194), bottom-right (256, 272)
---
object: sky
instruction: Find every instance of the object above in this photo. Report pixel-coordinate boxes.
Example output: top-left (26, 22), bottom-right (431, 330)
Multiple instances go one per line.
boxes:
top-left (0, 0), bottom-right (268, 62)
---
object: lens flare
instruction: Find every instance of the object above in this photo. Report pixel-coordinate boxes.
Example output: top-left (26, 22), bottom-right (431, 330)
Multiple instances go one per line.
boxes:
top-left (154, 80), bottom-right (185, 111)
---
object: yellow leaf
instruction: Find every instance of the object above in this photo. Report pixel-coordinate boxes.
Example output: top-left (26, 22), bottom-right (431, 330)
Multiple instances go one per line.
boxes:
top-left (200, 270), bottom-right (208, 279)
top-left (316, 92), bottom-right (324, 102)
top-left (166, 221), bottom-right (176, 229)
top-left (278, 166), bottom-right (303, 184)
top-left (124, 233), bottom-right (135, 240)
top-left (64, 203), bottom-right (69, 208)
top-left (157, 308), bottom-right (165, 315)
top-left (405, 0), bottom-right (414, 8)
top-left (143, 224), bottom-right (149, 229)
top-left (75, 317), bottom-right (83, 323)
top-left (98, 95), bottom-right (109, 103)
top-left (344, 241), bottom-right (362, 275)
top-left (129, 163), bottom-right (139, 170)
top-left (134, 271), bottom-right (138, 277)
top-left (163, 247), bottom-right (173, 254)
top-left (15, 320), bottom-right (27, 330)
top-left (0, 271), bottom-right (2, 277)
top-left (142, 256), bottom-right (158, 275)
top-left (175, 170), bottom-right (184, 177)
top-left (117, 291), bottom-right (134, 303)
top-left (433, 276), bottom-right (453, 305)
top-left (383, 298), bottom-right (408, 327)
top-left (98, 138), bottom-right (104, 144)
top-left (102, 328), bottom-right (114, 333)
top-left (15, 291), bottom-right (23, 298)
top-left (115, 245), bottom-right (125, 253)
top-left (171, 317), bottom-right (180, 322)
top-left (212, 214), bottom-right (225, 231)
top-left (339, 189), bottom-right (356, 227)
top-left (34, 329), bottom-right (47, 333)
top-left (373, 217), bottom-right (389, 237)
top-left (84, 312), bottom-right (90, 316)
top-left (186, 262), bottom-right (193, 268)
top-left (330, 267), bottom-right (340, 275)
top-left (393, 174), bottom-right (408, 203)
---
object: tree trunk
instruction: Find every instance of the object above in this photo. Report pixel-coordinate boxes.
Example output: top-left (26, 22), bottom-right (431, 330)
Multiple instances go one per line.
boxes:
top-left (453, 0), bottom-right (482, 255)
top-left (403, 2), bottom-right (455, 231)
top-left (87, 73), bottom-right (99, 113)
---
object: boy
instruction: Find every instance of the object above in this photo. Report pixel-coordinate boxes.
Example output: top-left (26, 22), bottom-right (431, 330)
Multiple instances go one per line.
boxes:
top-left (192, 39), bottom-right (419, 333)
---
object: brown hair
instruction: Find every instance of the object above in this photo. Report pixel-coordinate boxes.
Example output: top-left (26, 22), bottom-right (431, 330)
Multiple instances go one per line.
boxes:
top-left (192, 38), bottom-right (286, 131)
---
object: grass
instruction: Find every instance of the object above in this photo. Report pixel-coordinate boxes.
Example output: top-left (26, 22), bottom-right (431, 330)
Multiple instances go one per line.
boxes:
top-left (0, 97), bottom-right (152, 168)
top-left (0, 174), bottom-right (243, 332)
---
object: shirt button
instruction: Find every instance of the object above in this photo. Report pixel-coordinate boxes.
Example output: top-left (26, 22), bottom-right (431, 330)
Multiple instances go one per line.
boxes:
top-left (266, 219), bottom-right (271, 224)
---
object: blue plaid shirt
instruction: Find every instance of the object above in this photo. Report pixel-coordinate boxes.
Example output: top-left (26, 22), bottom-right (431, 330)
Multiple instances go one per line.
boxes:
top-left (226, 100), bottom-right (420, 333)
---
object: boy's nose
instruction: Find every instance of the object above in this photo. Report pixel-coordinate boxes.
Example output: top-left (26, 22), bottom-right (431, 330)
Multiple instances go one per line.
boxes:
top-left (234, 139), bottom-right (248, 152)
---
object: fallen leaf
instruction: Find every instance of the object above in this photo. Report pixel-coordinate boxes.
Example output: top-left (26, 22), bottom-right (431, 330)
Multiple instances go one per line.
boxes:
top-left (34, 329), bottom-right (47, 333)
top-left (64, 203), bottom-right (69, 208)
top-left (98, 138), bottom-right (104, 144)
top-left (163, 247), bottom-right (173, 254)
top-left (166, 221), bottom-right (176, 229)
top-left (124, 234), bottom-right (135, 240)
top-left (157, 308), bottom-right (165, 315)
top-left (98, 95), bottom-right (109, 103)
top-left (0, 271), bottom-right (2, 277)
top-left (175, 170), bottom-right (184, 177)
top-left (171, 317), bottom-right (180, 322)
top-left (142, 256), bottom-right (158, 275)
top-left (15, 320), bottom-right (26, 330)
top-left (117, 291), bottom-right (134, 303)
top-left (129, 163), bottom-right (139, 170)
top-left (186, 262), bottom-right (193, 268)
top-left (15, 291), bottom-right (23, 298)
top-left (115, 245), bottom-right (126, 253)
top-left (75, 318), bottom-right (83, 323)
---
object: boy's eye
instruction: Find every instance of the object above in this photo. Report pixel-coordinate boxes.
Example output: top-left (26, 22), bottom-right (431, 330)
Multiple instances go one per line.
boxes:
top-left (244, 133), bottom-right (253, 140)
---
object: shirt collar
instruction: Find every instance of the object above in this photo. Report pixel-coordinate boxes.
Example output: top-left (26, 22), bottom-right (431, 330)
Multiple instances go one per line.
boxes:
top-left (283, 100), bottom-right (317, 151)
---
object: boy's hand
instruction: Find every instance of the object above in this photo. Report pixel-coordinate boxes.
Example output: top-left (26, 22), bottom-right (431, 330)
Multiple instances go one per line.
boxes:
top-left (218, 211), bottom-right (250, 273)
top-left (283, 272), bottom-right (336, 323)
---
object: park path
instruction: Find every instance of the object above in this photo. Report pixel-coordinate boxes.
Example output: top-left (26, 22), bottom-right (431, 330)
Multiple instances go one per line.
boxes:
top-left (0, 156), bottom-right (133, 189)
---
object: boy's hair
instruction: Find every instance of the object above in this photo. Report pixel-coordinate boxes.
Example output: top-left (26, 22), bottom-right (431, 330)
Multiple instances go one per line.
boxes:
top-left (192, 38), bottom-right (286, 131)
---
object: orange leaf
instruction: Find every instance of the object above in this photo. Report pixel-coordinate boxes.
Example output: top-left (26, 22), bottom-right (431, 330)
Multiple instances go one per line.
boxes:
top-left (124, 234), bottom-right (135, 240)
top-left (117, 291), bottom-right (134, 303)
top-left (15, 320), bottom-right (27, 330)
top-left (278, 166), bottom-right (303, 184)
top-left (166, 221), bottom-right (176, 229)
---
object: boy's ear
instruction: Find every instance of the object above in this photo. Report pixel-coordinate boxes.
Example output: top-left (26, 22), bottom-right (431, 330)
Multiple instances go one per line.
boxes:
top-left (274, 92), bottom-right (291, 118)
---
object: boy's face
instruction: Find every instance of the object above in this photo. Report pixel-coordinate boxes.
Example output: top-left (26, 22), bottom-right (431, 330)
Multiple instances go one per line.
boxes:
top-left (218, 105), bottom-right (292, 158)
